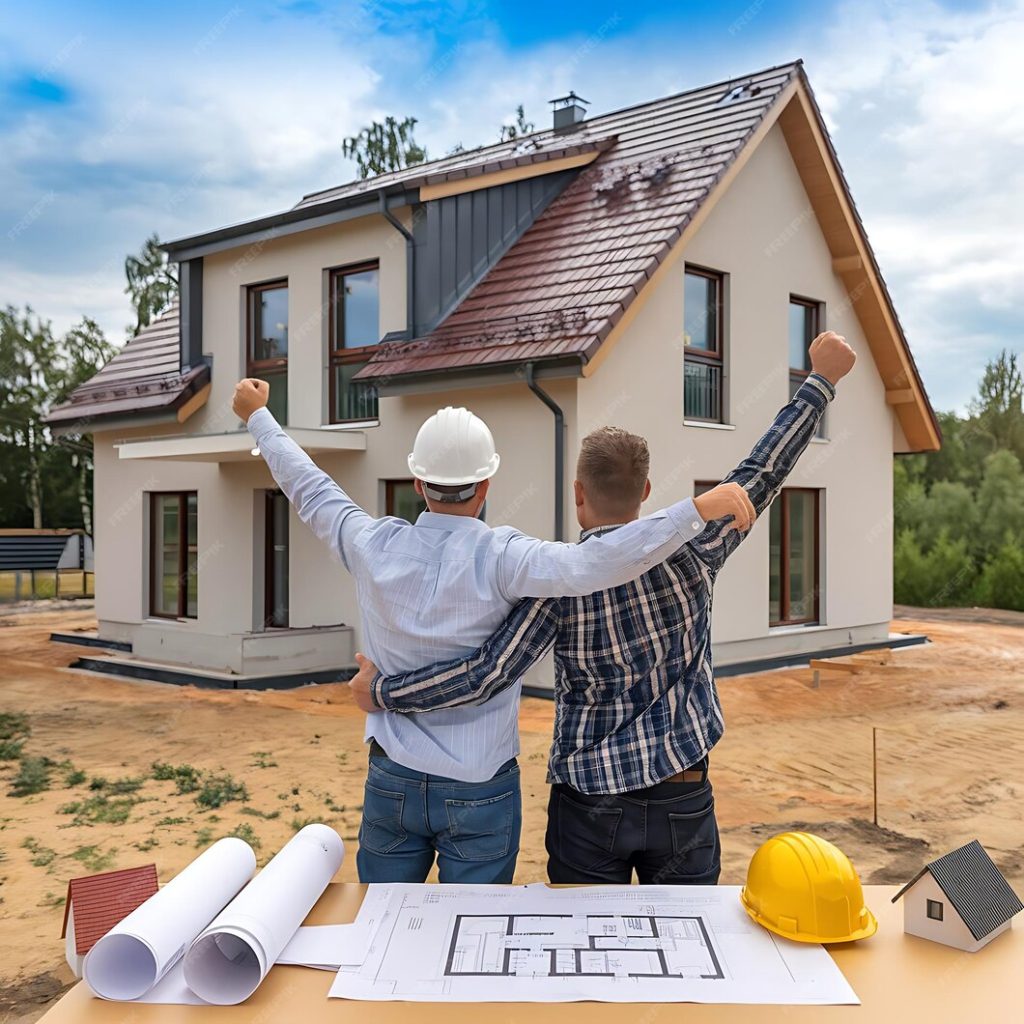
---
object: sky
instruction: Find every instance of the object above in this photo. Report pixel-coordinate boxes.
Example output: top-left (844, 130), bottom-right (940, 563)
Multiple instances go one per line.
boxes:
top-left (1, 0), bottom-right (1021, 413)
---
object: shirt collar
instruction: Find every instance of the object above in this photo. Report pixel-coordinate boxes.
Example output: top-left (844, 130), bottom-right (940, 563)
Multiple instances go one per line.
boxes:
top-left (579, 523), bottom-right (626, 543)
top-left (415, 510), bottom-right (489, 531)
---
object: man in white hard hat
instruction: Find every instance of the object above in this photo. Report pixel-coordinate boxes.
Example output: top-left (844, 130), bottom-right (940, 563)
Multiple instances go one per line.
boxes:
top-left (233, 381), bottom-right (753, 883)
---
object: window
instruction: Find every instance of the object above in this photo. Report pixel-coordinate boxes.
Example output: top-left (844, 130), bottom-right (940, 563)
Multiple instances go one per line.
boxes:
top-left (329, 263), bottom-right (381, 423)
top-left (683, 267), bottom-right (724, 422)
top-left (769, 488), bottom-right (819, 626)
top-left (789, 297), bottom-right (825, 438)
top-left (385, 480), bottom-right (427, 524)
top-left (926, 899), bottom-right (944, 921)
top-left (247, 281), bottom-right (289, 423)
top-left (264, 490), bottom-right (289, 628)
top-left (149, 492), bottom-right (198, 619)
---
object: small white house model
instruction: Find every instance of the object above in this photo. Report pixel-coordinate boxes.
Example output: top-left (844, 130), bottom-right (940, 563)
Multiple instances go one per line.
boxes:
top-left (892, 840), bottom-right (1023, 953)
top-left (61, 865), bottom-right (158, 977)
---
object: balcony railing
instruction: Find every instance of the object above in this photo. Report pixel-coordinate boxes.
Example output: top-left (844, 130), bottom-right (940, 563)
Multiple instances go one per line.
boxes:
top-left (332, 361), bottom-right (379, 422)
top-left (684, 357), bottom-right (723, 422)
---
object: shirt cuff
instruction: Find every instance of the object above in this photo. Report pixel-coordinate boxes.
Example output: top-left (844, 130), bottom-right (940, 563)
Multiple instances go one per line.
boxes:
top-left (798, 372), bottom-right (836, 409)
top-left (664, 497), bottom-right (707, 542)
top-left (370, 671), bottom-right (389, 711)
top-left (246, 406), bottom-right (278, 445)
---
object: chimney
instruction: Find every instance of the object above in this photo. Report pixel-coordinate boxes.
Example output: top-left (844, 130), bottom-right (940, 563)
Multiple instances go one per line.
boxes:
top-left (550, 92), bottom-right (588, 134)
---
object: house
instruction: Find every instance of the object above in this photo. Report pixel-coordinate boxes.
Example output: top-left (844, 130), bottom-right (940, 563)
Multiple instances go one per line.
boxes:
top-left (0, 529), bottom-right (94, 601)
top-left (61, 864), bottom-right (158, 976)
top-left (46, 60), bottom-right (940, 687)
top-left (891, 840), bottom-right (1023, 952)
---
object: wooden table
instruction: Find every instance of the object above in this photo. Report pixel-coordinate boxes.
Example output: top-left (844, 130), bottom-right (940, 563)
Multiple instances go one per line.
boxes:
top-left (39, 884), bottom-right (1019, 1023)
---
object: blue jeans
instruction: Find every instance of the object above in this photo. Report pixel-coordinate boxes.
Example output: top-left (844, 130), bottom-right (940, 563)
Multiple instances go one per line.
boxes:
top-left (356, 751), bottom-right (522, 883)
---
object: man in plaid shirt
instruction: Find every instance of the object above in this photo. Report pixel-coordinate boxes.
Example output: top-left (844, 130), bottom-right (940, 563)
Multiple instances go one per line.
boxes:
top-left (350, 331), bottom-right (856, 884)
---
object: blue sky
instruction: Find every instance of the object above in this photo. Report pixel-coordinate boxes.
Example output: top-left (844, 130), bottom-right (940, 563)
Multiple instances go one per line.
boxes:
top-left (1, 0), bottom-right (1021, 412)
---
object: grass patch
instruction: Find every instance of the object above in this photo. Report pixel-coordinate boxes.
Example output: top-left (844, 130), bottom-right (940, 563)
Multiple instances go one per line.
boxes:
top-left (59, 794), bottom-right (137, 826)
top-left (152, 762), bottom-right (201, 794)
top-left (134, 836), bottom-right (159, 852)
top-left (22, 837), bottom-right (57, 869)
top-left (194, 826), bottom-right (213, 848)
top-left (155, 816), bottom-right (187, 827)
top-left (64, 768), bottom-right (87, 787)
top-left (290, 816), bottom-right (317, 831)
top-left (153, 763), bottom-right (245, 809)
top-left (0, 739), bottom-right (25, 760)
top-left (38, 891), bottom-right (64, 908)
top-left (0, 712), bottom-right (29, 741)
top-left (250, 751), bottom-right (278, 769)
top-left (240, 806), bottom-right (280, 820)
top-left (70, 845), bottom-right (117, 872)
top-left (196, 773), bottom-right (247, 809)
top-left (8, 756), bottom-right (52, 797)
top-left (224, 822), bottom-right (260, 849)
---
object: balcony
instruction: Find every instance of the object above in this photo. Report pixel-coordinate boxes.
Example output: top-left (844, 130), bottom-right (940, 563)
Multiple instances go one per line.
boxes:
top-left (684, 358), bottom-right (723, 423)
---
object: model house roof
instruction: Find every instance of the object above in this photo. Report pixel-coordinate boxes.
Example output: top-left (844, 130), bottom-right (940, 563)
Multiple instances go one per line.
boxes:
top-left (45, 304), bottom-right (209, 428)
top-left (892, 840), bottom-right (1023, 941)
top-left (61, 864), bottom-right (159, 956)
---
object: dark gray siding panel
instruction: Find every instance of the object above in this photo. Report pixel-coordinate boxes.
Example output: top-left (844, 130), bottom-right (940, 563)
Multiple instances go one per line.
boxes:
top-left (413, 168), bottom-right (577, 336)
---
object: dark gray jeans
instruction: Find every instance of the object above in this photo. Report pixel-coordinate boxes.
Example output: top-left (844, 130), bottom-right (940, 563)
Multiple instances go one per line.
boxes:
top-left (545, 759), bottom-right (721, 884)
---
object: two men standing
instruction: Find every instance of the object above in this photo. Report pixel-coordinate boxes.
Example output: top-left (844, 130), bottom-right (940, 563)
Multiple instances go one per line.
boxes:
top-left (233, 329), bottom-right (855, 885)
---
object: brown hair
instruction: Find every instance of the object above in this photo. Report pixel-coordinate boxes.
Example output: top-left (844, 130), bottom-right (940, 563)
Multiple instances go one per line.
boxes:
top-left (576, 426), bottom-right (650, 516)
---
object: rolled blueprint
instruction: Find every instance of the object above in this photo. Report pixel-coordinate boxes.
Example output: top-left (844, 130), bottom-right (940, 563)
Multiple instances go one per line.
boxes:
top-left (83, 837), bottom-right (257, 1001)
top-left (182, 823), bottom-right (344, 1004)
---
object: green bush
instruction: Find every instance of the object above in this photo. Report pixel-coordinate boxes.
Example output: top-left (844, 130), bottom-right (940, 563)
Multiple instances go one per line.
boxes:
top-left (8, 756), bottom-right (52, 797)
top-left (152, 762), bottom-right (201, 794)
top-left (893, 530), bottom-right (976, 607)
top-left (196, 773), bottom-right (248, 809)
top-left (976, 537), bottom-right (1024, 611)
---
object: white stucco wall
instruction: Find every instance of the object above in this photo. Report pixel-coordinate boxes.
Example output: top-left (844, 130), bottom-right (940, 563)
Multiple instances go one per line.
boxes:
top-left (92, 121), bottom-right (899, 674)
top-left (577, 122), bottom-right (895, 659)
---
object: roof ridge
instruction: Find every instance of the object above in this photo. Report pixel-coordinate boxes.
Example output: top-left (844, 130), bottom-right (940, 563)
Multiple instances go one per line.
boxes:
top-left (295, 60), bottom-right (803, 207)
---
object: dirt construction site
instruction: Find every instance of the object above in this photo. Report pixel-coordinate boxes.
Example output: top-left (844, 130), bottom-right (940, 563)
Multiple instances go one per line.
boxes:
top-left (0, 603), bottom-right (1021, 1022)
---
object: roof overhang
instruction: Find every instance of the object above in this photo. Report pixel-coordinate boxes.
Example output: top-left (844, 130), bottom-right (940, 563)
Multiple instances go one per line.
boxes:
top-left (114, 426), bottom-right (367, 463)
top-left (162, 189), bottom-right (419, 262)
top-left (364, 356), bottom-right (585, 397)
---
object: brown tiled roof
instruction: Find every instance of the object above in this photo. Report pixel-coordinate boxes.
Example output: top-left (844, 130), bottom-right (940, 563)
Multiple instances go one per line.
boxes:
top-left (356, 62), bottom-right (801, 380)
top-left (61, 864), bottom-right (158, 956)
top-left (46, 305), bottom-right (209, 427)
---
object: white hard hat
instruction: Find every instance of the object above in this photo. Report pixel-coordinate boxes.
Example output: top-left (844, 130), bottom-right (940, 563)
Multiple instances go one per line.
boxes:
top-left (408, 407), bottom-right (500, 492)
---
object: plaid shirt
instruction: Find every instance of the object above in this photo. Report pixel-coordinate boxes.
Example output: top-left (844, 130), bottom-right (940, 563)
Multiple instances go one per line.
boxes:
top-left (371, 374), bottom-right (835, 795)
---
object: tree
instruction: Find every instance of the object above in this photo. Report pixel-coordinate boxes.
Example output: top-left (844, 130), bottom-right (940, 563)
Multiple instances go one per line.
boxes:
top-left (50, 317), bottom-right (117, 534)
top-left (914, 480), bottom-right (978, 553)
top-left (0, 306), bottom-right (60, 527)
top-left (969, 349), bottom-right (1024, 463)
top-left (499, 105), bottom-right (535, 143)
top-left (342, 116), bottom-right (426, 179)
top-left (976, 536), bottom-right (1024, 611)
top-left (974, 449), bottom-right (1024, 559)
top-left (125, 233), bottom-right (178, 336)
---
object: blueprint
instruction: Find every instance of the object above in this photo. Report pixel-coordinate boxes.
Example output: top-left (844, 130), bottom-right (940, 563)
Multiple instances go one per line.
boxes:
top-left (328, 884), bottom-right (859, 1004)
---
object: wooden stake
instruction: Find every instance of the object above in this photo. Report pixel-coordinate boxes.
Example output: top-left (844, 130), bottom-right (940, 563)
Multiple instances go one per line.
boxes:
top-left (872, 726), bottom-right (879, 827)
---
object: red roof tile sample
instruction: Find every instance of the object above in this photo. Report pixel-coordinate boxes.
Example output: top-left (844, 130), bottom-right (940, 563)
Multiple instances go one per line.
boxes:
top-left (61, 864), bottom-right (159, 956)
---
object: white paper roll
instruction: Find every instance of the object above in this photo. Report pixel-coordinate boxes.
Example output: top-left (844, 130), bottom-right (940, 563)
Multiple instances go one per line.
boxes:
top-left (83, 837), bottom-right (257, 1001)
top-left (183, 823), bottom-right (344, 1004)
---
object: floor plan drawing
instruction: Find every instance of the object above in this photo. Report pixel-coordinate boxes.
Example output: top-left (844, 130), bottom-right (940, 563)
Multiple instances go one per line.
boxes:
top-left (445, 914), bottom-right (724, 980)
top-left (327, 883), bottom-right (861, 1005)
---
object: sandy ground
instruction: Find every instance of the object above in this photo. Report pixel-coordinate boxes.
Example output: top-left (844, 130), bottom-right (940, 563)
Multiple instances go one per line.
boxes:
top-left (1, 602), bottom-right (1022, 1022)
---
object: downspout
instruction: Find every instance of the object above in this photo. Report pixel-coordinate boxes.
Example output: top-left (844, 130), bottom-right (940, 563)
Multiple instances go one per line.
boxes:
top-left (525, 362), bottom-right (565, 541)
top-left (379, 191), bottom-right (415, 338)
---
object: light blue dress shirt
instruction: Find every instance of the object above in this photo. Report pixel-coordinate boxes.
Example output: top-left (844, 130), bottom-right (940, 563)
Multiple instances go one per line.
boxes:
top-left (247, 407), bottom-right (706, 781)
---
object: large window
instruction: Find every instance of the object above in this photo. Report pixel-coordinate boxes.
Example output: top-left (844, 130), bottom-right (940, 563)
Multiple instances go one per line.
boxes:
top-left (769, 488), bottom-right (820, 626)
top-left (329, 263), bottom-right (381, 423)
top-left (247, 281), bottom-right (289, 423)
top-left (149, 492), bottom-right (198, 619)
top-left (683, 267), bottom-right (724, 422)
top-left (385, 480), bottom-right (427, 524)
top-left (789, 296), bottom-right (825, 438)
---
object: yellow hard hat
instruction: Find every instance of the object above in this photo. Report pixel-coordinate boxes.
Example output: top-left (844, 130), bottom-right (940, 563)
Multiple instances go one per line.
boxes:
top-left (740, 831), bottom-right (878, 943)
